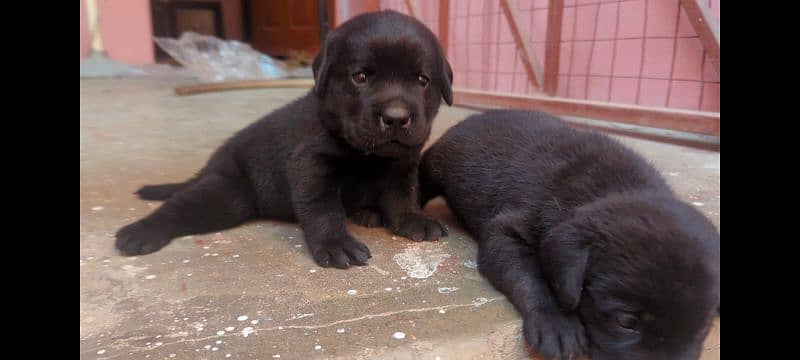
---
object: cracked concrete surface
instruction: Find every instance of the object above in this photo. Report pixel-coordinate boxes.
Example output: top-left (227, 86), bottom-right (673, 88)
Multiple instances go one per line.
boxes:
top-left (80, 79), bottom-right (720, 359)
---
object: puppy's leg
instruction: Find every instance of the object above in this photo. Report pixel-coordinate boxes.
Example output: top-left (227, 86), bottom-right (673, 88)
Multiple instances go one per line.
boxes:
top-left (417, 154), bottom-right (443, 207)
top-left (351, 208), bottom-right (384, 228)
top-left (136, 181), bottom-right (191, 200)
top-left (380, 163), bottom-right (447, 241)
top-left (287, 152), bottom-right (371, 269)
top-left (478, 211), bottom-right (588, 360)
top-left (341, 181), bottom-right (383, 228)
top-left (115, 174), bottom-right (256, 255)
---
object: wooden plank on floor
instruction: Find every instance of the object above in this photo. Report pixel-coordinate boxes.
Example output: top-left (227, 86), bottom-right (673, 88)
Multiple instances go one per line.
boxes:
top-left (453, 88), bottom-right (720, 135)
top-left (174, 79), bottom-right (315, 96)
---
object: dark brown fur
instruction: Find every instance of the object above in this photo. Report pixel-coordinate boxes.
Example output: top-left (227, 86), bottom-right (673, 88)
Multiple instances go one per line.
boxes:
top-left (420, 110), bottom-right (720, 359)
top-left (116, 10), bottom-right (453, 269)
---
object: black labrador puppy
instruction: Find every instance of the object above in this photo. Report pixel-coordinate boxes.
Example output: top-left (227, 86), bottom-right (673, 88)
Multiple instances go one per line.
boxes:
top-left (420, 110), bottom-right (720, 359)
top-left (116, 10), bottom-right (452, 269)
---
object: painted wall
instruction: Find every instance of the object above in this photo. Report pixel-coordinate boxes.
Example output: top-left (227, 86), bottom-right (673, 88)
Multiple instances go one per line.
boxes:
top-left (80, 0), bottom-right (155, 65)
top-left (80, 0), bottom-right (91, 58)
top-left (80, 0), bottom-right (718, 112)
top-left (334, 0), bottom-right (382, 26)
top-left (342, 0), bottom-right (719, 113)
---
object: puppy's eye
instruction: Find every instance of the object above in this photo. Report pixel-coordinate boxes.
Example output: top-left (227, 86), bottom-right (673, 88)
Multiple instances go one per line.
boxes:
top-left (417, 75), bottom-right (430, 87)
top-left (616, 313), bottom-right (640, 331)
top-left (352, 72), bottom-right (368, 85)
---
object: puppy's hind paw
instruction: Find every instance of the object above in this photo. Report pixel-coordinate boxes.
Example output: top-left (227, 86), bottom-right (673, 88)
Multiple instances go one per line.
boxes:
top-left (352, 209), bottom-right (384, 228)
top-left (394, 212), bottom-right (448, 242)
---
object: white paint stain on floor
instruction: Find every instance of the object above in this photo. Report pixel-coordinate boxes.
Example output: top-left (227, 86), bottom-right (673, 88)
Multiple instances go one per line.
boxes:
top-left (393, 244), bottom-right (451, 279)
top-left (241, 327), bottom-right (255, 337)
top-left (288, 313), bottom-right (314, 320)
top-left (121, 264), bottom-right (148, 277)
top-left (437, 287), bottom-right (459, 294)
top-left (472, 297), bottom-right (490, 307)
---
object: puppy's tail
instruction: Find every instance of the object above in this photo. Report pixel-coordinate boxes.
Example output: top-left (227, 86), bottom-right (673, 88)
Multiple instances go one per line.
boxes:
top-left (135, 182), bottom-right (190, 200)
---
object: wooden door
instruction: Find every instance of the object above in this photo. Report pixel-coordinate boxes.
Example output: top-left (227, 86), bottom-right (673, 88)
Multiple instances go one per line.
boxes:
top-left (248, 0), bottom-right (324, 58)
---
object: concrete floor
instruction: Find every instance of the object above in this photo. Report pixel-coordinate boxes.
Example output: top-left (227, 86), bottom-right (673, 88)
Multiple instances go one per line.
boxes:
top-left (80, 79), bottom-right (720, 359)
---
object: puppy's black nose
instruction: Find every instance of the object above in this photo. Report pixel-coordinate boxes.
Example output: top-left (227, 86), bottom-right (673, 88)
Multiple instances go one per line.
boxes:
top-left (380, 105), bottom-right (411, 129)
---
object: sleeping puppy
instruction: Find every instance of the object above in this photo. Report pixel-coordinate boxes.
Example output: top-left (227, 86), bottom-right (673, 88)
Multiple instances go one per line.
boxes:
top-left (420, 110), bottom-right (719, 359)
top-left (115, 10), bottom-right (452, 268)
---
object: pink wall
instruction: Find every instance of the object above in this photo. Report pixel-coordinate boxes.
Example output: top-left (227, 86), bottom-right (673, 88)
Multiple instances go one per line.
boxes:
top-left (80, 0), bottom-right (155, 65)
top-left (335, 0), bottom-right (382, 26)
top-left (80, 0), bottom-right (91, 59)
top-left (358, 0), bottom-right (720, 113)
top-left (82, 0), bottom-right (718, 112)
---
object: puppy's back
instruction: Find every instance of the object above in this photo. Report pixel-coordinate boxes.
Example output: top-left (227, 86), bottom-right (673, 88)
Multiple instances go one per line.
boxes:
top-left (421, 110), bottom-right (671, 231)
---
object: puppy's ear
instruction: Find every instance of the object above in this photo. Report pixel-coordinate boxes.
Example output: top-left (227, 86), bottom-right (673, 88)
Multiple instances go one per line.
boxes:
top-left (312, 32), bottom-right (340, 95)
top-left (440, 57), bottom-right (454, 106)
top-left (539, 217), bottom-right (594, 311)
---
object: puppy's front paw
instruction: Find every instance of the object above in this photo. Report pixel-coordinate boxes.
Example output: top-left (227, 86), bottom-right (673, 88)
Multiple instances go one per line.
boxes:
top-left (352, 209), bottom-right (384, 228)
top-left (394, 212), bottom-right (448, 241)
top-left (523, 310), bottom-right (588, 360)
top-left (115, 221), bottom-right (173, 256)
top-left (310, 235), bottom-right (371, 269)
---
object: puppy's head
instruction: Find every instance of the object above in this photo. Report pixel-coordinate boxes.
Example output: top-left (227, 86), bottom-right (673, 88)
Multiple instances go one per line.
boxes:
top-left (312, 10), bottom-right (453, 158)
top-left (539, 194), bottom-right (720, 360)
